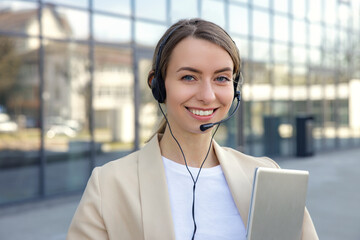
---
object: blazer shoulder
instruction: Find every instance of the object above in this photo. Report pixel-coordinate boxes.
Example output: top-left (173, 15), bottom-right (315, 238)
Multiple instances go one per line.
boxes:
top-left (219, 146), bottom-right (280, 169)
top-left (95, 150), bottom-right (140, 182)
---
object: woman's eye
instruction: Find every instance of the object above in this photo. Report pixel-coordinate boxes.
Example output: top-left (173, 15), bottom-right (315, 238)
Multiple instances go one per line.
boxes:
top-left (182, 75), bottom-right (195, 81)
top-left (216, 76), bottom-right (231, 82)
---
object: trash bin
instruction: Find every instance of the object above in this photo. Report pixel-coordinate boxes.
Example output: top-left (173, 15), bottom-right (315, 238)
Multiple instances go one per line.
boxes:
top-left (263, 116), bottom-right (281, 156)
top-left (296, 115), bottom-right (314, 157)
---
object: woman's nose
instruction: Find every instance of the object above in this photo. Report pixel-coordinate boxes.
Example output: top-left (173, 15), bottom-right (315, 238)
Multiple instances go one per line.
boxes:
top-left (197, 80), bottom-right (216, 104)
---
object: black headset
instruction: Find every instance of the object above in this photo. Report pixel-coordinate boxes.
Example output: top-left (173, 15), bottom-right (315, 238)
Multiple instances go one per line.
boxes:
top-left (150, 23), bottom-right (242, 104)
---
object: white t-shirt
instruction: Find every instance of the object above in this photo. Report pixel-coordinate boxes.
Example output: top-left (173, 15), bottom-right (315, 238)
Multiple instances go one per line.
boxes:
top-left (162, 156), bottom-right (246, 240)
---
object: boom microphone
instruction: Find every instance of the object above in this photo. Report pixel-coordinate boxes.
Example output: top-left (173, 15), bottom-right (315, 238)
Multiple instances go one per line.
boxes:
top-left (200, 91), bottom-right (241, 131)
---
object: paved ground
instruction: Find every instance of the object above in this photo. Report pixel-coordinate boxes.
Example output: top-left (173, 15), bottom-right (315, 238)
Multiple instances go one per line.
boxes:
top-left (0, 147), bottom-right (359, 240)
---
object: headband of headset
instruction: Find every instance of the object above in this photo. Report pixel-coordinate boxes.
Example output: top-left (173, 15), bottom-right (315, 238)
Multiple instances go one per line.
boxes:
top-left (151, 23), bottom-right (241, 103)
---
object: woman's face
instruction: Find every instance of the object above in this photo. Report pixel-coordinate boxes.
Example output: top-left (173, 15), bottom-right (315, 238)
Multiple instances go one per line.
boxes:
top-left (164, 37), bottom-right (234, 135)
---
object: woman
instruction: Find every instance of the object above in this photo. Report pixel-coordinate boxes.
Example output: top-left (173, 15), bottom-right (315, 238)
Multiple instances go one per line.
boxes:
top-left (67, 18), bottom-right (318, 240)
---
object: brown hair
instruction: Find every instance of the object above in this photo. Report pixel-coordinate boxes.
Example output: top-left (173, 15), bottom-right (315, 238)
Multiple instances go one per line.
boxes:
top-left (148, 18), bottom-right (241, 134)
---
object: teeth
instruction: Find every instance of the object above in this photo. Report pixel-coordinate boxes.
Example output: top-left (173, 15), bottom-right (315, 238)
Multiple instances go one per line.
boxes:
top-left (190, 109), bottom-right (214, 116)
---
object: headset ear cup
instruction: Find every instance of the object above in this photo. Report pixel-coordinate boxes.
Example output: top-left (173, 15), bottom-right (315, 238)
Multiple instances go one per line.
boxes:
top-left (151, 76), bottom-right (166, 103)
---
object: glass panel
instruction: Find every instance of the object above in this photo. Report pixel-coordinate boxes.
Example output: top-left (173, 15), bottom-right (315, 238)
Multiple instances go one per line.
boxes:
top-left (42, 6), bottom-right (89, 40)
top-left (352, 0), bottom-right (360, 31)
top-left (93, 0), bottom-right (131, 15)
top-left (252, 40), bottom-right (269, 62)
top-left (135, 22), bottom-right (167, 47)
top-left (0, 36), bottom-right (40, 204)
top-left (273, 63), bottom-right (289, 85)
top-left (273, 43), bottom-right (288, 63)
top-left (43, 0), bottom-right (88, 8)
top-left (252, 10), bottom-right (270, 39)
top-left (292, 46), bottom-right (307, 64)
top-left (171, 0), bottom-right (197, 22)
top-left (253, 0), bottom-right (269, 8)
top-left (324, 99), bottom-right (336, 148)
top-left (43, 41), bottom-right (90, 195)
top-left (0, 1), bottom-right (39, 36)
top-left (292, 19), bottom-right (306, 45)
top-left (251, 61), bottom-right (270, 84)
top-left (136, 0), bottom-right (166, 22)
top-left (93, 46), bottom-right (134, 166)
top-left (312, 100), bottom-right (323, 151)
top-left (324, 0), bottom-right (336, 26)
top-left (234, 37), bottom-right (248, 59)
top-left (292, 0), bottom-right (306, 19)
top-left (229, 5), bottom-right (248, 36)
top-left (338, 99), bottom-right (351, 148)
top-left (293, 65), bottom-right (307, 85)
top-left (324, 26), bottom-right (336, 50)
top-left (138, 57), bottom-right (159, 146)
top-left (309, 48), bottom-right (321, 65)
top-left (274, 14), bottom-right (289, 43)
top-left (308, 0), bottom-right (322, 22)
top-left (94, 14), bottom-right (131, 43)
top-left (202, 0), bottom-right (225, 28)
top-left (273, 0), bottom-right (288, 13)
top-left (309, 23), bottom-right (322, 47)
top-left (273, 101), bottom-right (292, 156)
top-left (250, 101), bottom-right (266, 156)
top-left (339, 3), bottom-right (350, 29)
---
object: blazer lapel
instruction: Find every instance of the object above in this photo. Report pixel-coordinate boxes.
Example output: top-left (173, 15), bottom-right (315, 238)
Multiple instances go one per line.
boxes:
top-left (214, 141), bottom-right (253, 228)
top-left (138, 135), bottom-right (175, 240)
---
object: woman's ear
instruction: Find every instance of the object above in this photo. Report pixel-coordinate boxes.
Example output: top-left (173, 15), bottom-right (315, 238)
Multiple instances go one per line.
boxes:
top-left (148, 70), bottom-right (155, 88)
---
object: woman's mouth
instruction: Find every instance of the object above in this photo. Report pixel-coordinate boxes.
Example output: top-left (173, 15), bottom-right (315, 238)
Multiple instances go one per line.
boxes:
top-left (189, 109), bottom-right (214, 116)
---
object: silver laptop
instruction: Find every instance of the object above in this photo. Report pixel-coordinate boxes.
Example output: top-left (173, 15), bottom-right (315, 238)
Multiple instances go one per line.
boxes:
top-left (246, 167), bottom-right (309, 240)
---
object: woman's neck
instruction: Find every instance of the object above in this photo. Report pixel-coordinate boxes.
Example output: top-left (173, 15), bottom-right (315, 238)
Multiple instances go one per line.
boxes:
top-left (159, 127), bottom-right (219, 168)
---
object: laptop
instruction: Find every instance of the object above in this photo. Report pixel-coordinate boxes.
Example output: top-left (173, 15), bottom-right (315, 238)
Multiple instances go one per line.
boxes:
top-left (246, 167), bottom-right (309, 240)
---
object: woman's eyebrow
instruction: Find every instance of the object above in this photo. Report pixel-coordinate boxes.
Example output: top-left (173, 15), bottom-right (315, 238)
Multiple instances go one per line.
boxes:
top-left (214, 67), bottom-right (233, 74)
top-left (176, 67), bottom-right (232, 73)
top-left (176, 67), bottom-right (201, 73)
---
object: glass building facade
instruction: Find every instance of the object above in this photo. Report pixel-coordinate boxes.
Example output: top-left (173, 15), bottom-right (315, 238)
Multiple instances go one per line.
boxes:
top-left (0, 0), bottom-right (359, 205)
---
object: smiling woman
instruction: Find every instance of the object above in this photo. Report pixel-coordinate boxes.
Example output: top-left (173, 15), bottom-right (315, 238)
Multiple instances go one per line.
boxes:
top-left (67, 18), bottom-right (318, 240)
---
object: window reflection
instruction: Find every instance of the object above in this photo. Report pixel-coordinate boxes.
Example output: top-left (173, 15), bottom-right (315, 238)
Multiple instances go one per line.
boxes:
top-left (0, 1), bottom-right (39, 35)
top-left (273, 43), bottom-right (288, 63)
top-left (0, 36), bottom-right (40, 204)
top-left (292, 19), bottom-right (306, 46)
top-left (292, 0), bottom-right (306, 19)
top-left (324, 0), bottom-right (336, 26)
top-left (273, 0), bottom-right (288, 13)
top-left (229, 5), bottom-right (248, 36)
top-left (202, 0), bottom-right (225, 28)
top-left (273, 63), bottom-right (289, 85)
top-left (253, 0), bottom-right (269, 8)
top-left (94, 0), bottom-right (131, 15)
top-left (94, 15), bottom-right (131, 43)
top-left (293, 66), bottom-right (307, 86)
top-left (274, 15), bottom-right (289, 43)
top-left (309, 23), bottom-right (322, 47)
top-left (93, 46), bottom-right (134, 165)
top-left (307, 0), bottom-right (321, 22)
top-left (252, 10), bottom-right (269, 39)
top-left (292, 46), bottom-right (307, 64)
top-left (43, 0), bottom-right (87, 8)
top-left (42, 5), bottom-right (89, 40)
top-left (252, 40), bottom-right (269, 62)
top-left (135, 22), bottom-right (167, 46)
top-left (136, 0), bottom-right (166, 21)
top-left (43, 41), bottom-right (90, 194)
top-left (233, 37), bottom-right (248, 59)
top-left (171, 0), bottom-right (197, 22)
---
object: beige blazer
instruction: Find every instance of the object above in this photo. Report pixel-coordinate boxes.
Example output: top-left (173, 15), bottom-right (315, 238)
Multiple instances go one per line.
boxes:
top-left (67, 134), bottom-right (318, 240)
